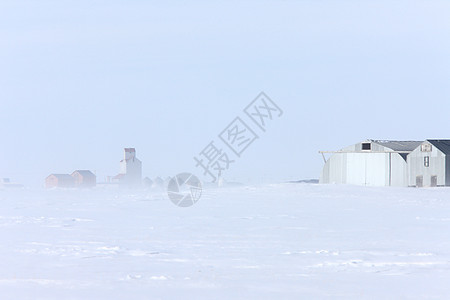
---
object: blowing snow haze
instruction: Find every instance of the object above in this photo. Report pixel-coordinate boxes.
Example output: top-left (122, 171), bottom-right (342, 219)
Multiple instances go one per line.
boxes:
top-left (1, 0), bottom-right (450, 186)
top-left (2, 2), bottom-right (450, 299)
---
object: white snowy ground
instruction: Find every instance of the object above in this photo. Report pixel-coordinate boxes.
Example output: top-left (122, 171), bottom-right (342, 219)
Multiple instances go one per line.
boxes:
top-left (1, 184), bottom-right (450, 299)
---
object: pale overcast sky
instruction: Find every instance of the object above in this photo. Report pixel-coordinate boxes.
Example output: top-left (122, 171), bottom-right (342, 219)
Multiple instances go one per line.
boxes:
top-left (1, 0), bottom-right (449, 186)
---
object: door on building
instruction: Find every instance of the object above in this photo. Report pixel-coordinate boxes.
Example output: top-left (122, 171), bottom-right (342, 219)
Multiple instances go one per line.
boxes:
top-left (431, 176), bottom-right (438, 187)
top-left (416, 176), bottom-right (423, 188)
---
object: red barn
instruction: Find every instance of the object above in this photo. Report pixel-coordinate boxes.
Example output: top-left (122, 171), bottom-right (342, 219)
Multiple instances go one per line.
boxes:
top-left (71, 170), bottom-right (96, 188)
top-left (45, 174), bottom-right (75, 188)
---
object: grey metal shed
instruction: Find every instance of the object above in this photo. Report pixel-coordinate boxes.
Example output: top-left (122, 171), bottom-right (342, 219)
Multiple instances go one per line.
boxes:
top-left (320, 140), bottom-right (422, 187)
top-left (407, 140), bottom-right (450, 187)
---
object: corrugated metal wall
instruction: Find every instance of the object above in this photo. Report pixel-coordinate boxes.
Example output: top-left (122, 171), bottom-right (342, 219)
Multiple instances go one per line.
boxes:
top-left (320, 141), bottom-right (409, 187)
top-left (408, 142), bottom-right (446, 187)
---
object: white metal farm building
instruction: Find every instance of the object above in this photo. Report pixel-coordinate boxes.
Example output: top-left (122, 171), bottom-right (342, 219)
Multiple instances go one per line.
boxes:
top-left (320, 140), bottom-right (423, 187)
top-left (408, 140), bottom-right (450, 187)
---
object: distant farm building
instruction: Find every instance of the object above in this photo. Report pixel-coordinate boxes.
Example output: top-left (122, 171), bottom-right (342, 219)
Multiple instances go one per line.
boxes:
top-left (320, 140), bottom-right (423, 187)
top-left (71, 170), bottom-right (96, 188)
top-left (153, 176), bottom-right (164, 187)
top-left (142, 177), bottom-right (153, 188)
top-left (408, 140), bottom-right (450, 187)
top-left (45, 170), bottom-right (96, 188)
top-left (45, 174), bottom-right (75, 188)
top-left (113, 148), bottom-right (142, 186)
top-left (0, 178), bottom-right (23, 189)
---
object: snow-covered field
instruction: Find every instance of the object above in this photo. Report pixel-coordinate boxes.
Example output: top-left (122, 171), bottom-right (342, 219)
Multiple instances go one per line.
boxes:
top-left (1, 183), bottom-right (450, 299)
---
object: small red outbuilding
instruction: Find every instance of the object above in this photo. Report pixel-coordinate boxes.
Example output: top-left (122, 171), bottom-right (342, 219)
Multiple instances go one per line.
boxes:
top-left (45, 174), bottom-right (75, 189)
top-left (71, 170), bottom-right (96, 188)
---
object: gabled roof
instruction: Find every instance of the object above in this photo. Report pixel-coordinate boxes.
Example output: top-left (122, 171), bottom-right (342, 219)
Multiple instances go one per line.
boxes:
top-left (143, 177), bottom-right (153, 183)
top-left (113, 173), bottom-right (126, 180)
top-left (120, 157), bottom-right (141, 163)
top-left (372, 140), bottom-right (423, 152)
top-left (153, 177), bottom-right (164, 184)
top-left (72, 170), bottom-right (96, 177)
top-left (371, 140), bottom-right (423, 161)
top-left (427, 140), bottom-right (450, 155)
top-left (47, 174), bottom-right (74, 180)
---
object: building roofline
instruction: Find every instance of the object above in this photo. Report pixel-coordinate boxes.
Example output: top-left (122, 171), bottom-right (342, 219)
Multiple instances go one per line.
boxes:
top-left (426, 139), bottom-right (450, 155)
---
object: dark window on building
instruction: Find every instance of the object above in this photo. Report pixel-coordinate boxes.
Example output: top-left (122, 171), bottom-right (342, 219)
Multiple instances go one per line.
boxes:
top-left (421, 144), bottom-right (432, 152)
top-left (431, 176), bottom-right (438, 187)
top-left (416, 176), bottom-right (423, 187)
top-left (424, 156), bottom-right (430, 167)
top-left (362, 143), bottom-right (371, 150)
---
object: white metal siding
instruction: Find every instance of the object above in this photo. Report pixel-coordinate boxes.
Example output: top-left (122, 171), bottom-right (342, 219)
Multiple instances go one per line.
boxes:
top-left (408, 143), bottom-right (446, 187)
top-left (320, 141), bottom-right (410, 187)
top-left (347, 153), bottom-right (386, 186)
